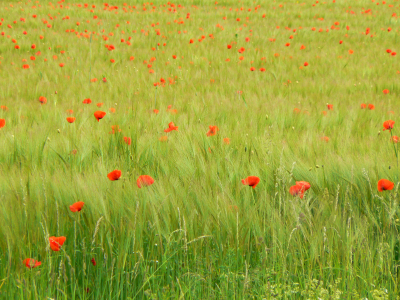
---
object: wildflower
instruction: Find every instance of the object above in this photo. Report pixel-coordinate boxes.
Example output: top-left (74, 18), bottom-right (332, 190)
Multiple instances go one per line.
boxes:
top-left (137, 175), bottom-right (155, 188)
top-left (107, 170), bottom-right (122, 181)
top-left (377, 179), bottom-right (394, 191)
top-left (241, 176), bottom-right (260, 189)
top-left (49, 236), bottom-right (66, 251)
top-left (69, 201), bottom-right (84, 212)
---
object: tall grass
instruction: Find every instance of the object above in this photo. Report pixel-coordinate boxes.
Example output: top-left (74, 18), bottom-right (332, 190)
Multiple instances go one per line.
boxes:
top-left (0, 0), bottom-right (400, 298)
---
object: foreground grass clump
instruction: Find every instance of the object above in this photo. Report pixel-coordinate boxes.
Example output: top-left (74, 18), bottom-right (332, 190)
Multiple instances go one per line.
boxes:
top-left (1, 0), bottom-right (400, 298)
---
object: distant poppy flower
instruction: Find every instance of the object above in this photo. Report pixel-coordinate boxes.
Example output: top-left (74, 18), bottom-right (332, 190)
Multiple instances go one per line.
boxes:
top-left (1, 106), bottom-right (8, 111)
top-left (59, 63), bottom-right (65, 67)
top-left (39, 96), bottom-right (47, 104)
top-left (0, 119), bottom-right (5, 129)
top-left (361, 103), bottom-right (367, 109)
top-left (321, 136), bottom-right (329, 142)
top-left (241, 176), bottom-right (260, 189)
top-left (123, 137), bottom-right (131, 145)
top-left (207, 125), bottom-right (219, 136)
top-left (250, 67), bottom-right (256, 71)
top-left (83, 98), bottom-right (92, 104)
top-left (153, 109), bottom-right (159, 114)
top-left (23, 258), bottom-right (41, 269)
top-left (300, 45), bottom-right (306, 50)
top-left (223, 137), bottom-right (230, 144)
top-left (69, 201), bottom-right (84, 212)
top-left (22, 64), bottom-right (30, 69)
top-left (296, 181), bottom-right (311, 192)
top-left (164, 122), bottom-right (178, 132)
top-left (94, 111), bottom-right (106, 121)
top-left (159, 136), bottom-right (168, 141)
top-left (383, 120), bottom-right (395, 131)
top-left (91, 258), bottom-right (96, 266)
top-left (107, 170), bottom-right (122, 181)
top-left (227, 45), bottom-right (232, 49)
top-left (348, 49), bottom-right (354, 54)
top-left (368, 104), bottom-right (375, 110)
top-left (391, 136), bottom-right (399, 143)
top-left (377, 179), bottom-right (394, 192)
top-left (327, 104), bottom-right (333, 110)
top-left (49, 236), bottom-right (66, 251)
top-left (289, 185), bottom-right (304, 198)
top-left (392, 52), bottom-right (397, 56)
top-left (97, 103), bottom-right (103, 107)
top-left (387, 49), bottom-right (392, 53)
top-left (304, 62), bottom-right (309, 66)
top-left (339, 40), bottom-right (343, 44)
top-left (137, 175), bottom-right (155, 188)
top-left (109, 107), bottom-right (116, 113)
top-left (66, 117), bottom-right (76, 123)
top-left (383, 89), bottom-right (390, 94)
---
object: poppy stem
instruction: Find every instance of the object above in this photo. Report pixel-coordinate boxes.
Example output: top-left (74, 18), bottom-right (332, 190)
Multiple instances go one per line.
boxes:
top-left (390, 131), bottom-right (398, 180)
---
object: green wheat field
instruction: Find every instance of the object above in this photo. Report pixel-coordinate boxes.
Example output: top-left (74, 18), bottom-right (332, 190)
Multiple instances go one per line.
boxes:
top-left (1, 0), bottom-right (400, 298)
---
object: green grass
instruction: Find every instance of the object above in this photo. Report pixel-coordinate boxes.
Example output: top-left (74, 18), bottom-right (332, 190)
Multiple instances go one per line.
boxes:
top-left (1, 0), bottom-right (400, 298)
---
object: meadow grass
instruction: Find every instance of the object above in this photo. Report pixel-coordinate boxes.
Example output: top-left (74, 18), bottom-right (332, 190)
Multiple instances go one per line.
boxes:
top-left (1, 0), bottom-right (400, 298)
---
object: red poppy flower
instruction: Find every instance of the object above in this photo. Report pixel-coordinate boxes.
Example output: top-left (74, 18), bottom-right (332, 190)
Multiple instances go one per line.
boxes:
top-left (304, 62), bottom-right (309, 66)
top-left (227, 45), bottom-right (232, 49)
top-left (69, 201), bottom-right (84, 212)
top-left (383, 89), bottom-right (390, 94)
top-left (164, 122), bottom-right (178, 132)
top-left (123, 137), bottom-right (131, 145)
top-left (377, 179), bottom-right (394, 192)
top-left (153, 109), bottom-right (159, 114)
top-left (327, 104), bottom-right (333, 110)
top-left (91, 258), bottom-right (96, 266)
top-left (383, 120), bottom-right (395, 131)
top-left (321, 136), bottom-right (329, 142)
top-left (1, 106), bottom-right (8, 111)
top-left (339, 40), bottom-right (343, 44)
top-left (361, 103), bottom-right (367, 109)
top-left (59, 63), bottom-right (65, 67)
top-left (66, 117), bottom-right (76, 123)
top-left (392, 52), bottom-right (397, 56)
top-left (94, 111), bottom-right (106, 121)
top-left (137, 175), bottom-right (155, 188)
top-left (39, 96), bottom-right (47, 104)
top-left (223, 137), bottom-right (230, 144)
top-left (107, 170), bottom-right (121, 181)
top-left (391, 136), bottom-right (399, 143)
top-left (241, 176), bottom-right (260, 189)
top-left (0, 119), bottom-right (5, 129)
top-left (206, 125), bottom-right (219, 136)
top-left (387, 49), bottom-right (392, 53)
top-left (250, 67), bottom-right (256, 71)
top-left (296, 181), bottom-right (311, 192)
top-left (368, 104), bottom-right (375, 110)
top-left (49, 236), bottom-right (66, 251)
top-left (289, 185), bottom-right (304, 198)
top-left (23, 258), bottom-right (41, 269)
top-left (83, 98), bottom-right (92, 104)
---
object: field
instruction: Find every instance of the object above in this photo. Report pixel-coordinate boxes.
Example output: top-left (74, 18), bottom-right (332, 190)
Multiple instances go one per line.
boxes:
top-left (1, 0), bottom-right (400, 298)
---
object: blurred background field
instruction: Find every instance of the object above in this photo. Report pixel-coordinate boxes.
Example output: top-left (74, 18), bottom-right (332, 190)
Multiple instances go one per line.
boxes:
top-left (1, 0), bottom-right (400, 298)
